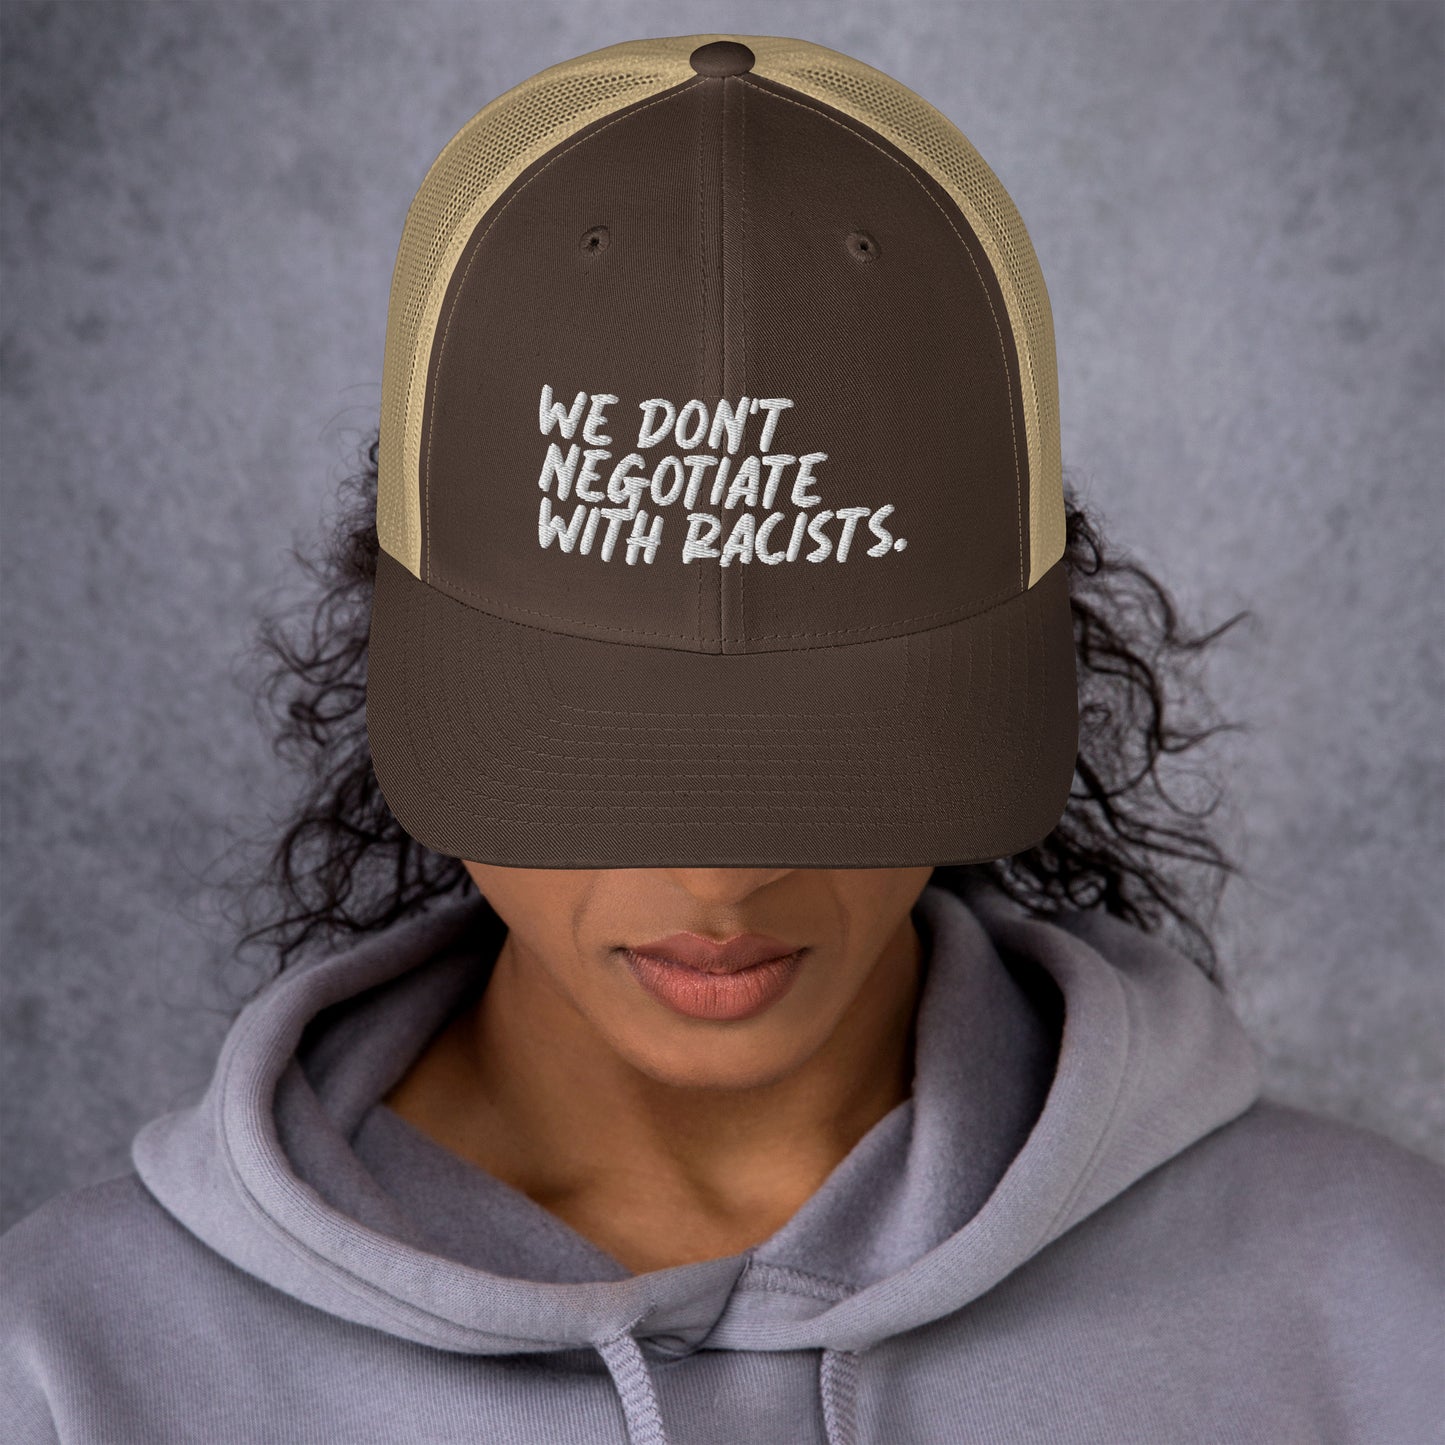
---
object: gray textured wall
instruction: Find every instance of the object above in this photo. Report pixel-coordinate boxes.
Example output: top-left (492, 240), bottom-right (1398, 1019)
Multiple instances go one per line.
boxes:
top-left (2, 0), bottom-right (1441, 1232)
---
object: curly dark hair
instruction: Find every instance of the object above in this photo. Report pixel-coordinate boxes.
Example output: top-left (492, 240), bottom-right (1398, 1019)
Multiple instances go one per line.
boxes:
top-left (211, 425), bottom-right (1255, 1001)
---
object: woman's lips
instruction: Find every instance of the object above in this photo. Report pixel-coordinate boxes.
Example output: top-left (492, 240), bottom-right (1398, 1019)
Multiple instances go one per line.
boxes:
top-left (627, 931), bottom-right (802, 973)
top-left (621, 945), bottom-right (807, 1021)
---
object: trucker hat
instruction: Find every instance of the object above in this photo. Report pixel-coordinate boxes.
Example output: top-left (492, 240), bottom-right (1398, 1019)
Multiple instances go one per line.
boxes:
top-left (364, 33), bottom-right (1079, 869)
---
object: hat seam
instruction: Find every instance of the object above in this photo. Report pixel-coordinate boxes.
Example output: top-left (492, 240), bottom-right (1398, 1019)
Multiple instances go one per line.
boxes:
top-left (423, 566), bottom-right (1027, 647)
top-left (738, 74), bottom-right (1025, 594)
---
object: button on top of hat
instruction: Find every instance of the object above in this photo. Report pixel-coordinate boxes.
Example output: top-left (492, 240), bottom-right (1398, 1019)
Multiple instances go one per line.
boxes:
top-left (689, 40), bottom-right (755, 76)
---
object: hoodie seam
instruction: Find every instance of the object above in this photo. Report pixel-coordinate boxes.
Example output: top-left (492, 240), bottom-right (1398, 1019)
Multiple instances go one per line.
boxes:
top-left (737, 1261), bottom-right (856, 1302)
top-left (1032, 949), bottom-right (1140, 1243)
top-left (958, 898), bottom-right (1142, 1255)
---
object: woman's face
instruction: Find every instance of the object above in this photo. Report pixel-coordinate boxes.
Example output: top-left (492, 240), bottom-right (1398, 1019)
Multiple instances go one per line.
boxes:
top-left (460, 864), bottom-right (935, 1090)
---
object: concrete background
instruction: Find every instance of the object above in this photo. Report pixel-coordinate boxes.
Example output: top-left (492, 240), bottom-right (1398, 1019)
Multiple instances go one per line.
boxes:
top-left (2, 0), bottom-right (1441, 1231)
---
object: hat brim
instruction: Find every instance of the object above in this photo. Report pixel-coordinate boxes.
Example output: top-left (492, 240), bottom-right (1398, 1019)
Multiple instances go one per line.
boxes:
top-left (365, 547), bottom-right (1078, 868)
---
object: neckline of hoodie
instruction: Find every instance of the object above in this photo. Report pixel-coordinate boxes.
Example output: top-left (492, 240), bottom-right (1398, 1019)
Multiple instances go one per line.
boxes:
top-left (335, 884), bottom-right (1052, 1301)
top-left (209, 884), bottom-right (1107, 1352)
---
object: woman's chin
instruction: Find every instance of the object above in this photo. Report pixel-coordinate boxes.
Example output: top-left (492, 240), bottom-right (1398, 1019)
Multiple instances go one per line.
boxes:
top-left (602, 1006), bottom-right (827, 1093)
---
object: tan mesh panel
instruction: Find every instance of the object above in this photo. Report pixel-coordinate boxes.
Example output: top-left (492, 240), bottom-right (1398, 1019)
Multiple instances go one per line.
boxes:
top-left (380, 34), bottom-right (1064, 589)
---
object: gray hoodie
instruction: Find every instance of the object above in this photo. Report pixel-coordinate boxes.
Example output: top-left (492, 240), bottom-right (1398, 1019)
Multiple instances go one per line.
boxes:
top-left (3, 880), bottom-right (1442, 1444)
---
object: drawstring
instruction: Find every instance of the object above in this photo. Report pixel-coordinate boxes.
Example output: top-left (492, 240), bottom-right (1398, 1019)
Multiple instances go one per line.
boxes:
top-left (595, 1325), bottom-right (670, 1445)
top-left (820, 1348), bottom-right (861, 1445)
top-left (594, 1327), bottom-right (861, 1445)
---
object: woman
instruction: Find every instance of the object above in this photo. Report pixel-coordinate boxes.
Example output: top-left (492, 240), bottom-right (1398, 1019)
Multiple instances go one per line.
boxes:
top-left (3, 33), bottom-right (1440, 1445)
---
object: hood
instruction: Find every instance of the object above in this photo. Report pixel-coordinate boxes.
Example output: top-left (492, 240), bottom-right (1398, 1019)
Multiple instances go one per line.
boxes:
top-left (132, 879), bottom-right (1263, 1445)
